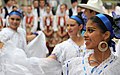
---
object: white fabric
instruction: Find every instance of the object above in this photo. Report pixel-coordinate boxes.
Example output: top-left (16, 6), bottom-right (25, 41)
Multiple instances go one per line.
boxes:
top-left (0, 40), bottom-right (62, 75)
top-left (115, 6), bottom-right (120, 15)
top-left (72, 6), bottom-right (77, 16)
top-left (51, 38), bottom-right (93, 65)
top-left (39, 58), bottom-right (62, 75)
top-left (40, 8), bottom-right (45, 17)
top-left (2, 6), bottom-right (12, 19)
top-left (26, 31), bottom-right (49, 58)
top-left (63, 49), bottom-right (120, 75)
top-left (0, 64), bottom-right (32, 75)
top-left (0, 41), bottom-right (61, 75)
top-left (0, 41), bottom-right (27, 65)
top-left (78, 0), bottom-right (105, 13)
top-left (115, 39), bottom-right (120, 57)
top-left (0, 40), bottom-right (32, 75)
top-left (0, 27), bottom-right (27, 50)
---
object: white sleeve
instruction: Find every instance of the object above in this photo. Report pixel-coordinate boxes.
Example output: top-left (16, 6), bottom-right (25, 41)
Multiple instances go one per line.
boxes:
top-left (26, 31), bottom-right (49, 58)
top-left (1, 64), bottom-right (32, 75)
top-left (51, 43), bottom-right (64, 63)
top-left (39, 58), bottom-right (62, 75)
top-left (115, 40), bottom-right (120, 57)
top-left (0, 29), bottom-right (12, 43)
top-left (28, 58), bottom-right (62, 75)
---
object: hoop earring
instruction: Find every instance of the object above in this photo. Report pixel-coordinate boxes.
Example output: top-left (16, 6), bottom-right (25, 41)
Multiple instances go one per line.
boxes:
top-left (98, 41), bottom-right (108, 52)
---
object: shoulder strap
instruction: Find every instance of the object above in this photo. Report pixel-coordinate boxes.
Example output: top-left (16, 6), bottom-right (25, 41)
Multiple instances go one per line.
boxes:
top-left (69, 8), bottom-right (73, 17)
top-left (4, 7), bottom-right (9, 19)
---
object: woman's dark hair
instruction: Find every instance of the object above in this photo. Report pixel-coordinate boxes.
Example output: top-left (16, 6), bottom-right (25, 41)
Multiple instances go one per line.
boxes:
top-left (76, 15), bottom-right (85, 26)
top-left (89, 14), bottom-right (114, 34)
top-left (70, 15), bottom-right (85, 33)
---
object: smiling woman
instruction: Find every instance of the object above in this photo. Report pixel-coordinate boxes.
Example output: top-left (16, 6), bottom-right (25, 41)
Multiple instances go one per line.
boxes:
top-left (63, 14), bottom-right (120, 75)
top-left (48, 15), bottom-right (92, 67)
top-left (0, 10), bottom-right (27, 50)
top-left (8, 11), bottom-right (22, 31)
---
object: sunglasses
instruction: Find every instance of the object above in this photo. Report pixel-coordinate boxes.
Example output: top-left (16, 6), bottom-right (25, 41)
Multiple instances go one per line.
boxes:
top-left (10, 18), bottom-right (21, 21)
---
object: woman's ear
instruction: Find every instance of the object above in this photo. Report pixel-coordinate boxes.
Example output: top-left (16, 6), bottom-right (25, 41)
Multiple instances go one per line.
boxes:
top-left (79, 24), bottom-right (83, 31)
top-left (103, 31), bottom-right (111, 41)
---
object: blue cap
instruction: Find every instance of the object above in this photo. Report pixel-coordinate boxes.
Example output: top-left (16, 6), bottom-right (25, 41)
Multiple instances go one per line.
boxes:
top-left (70, 16), bottom-right (83, 25)
top-left (9, 11), bottom-right (23, 18)
top-left (96, 14), bottom-right (114, 38)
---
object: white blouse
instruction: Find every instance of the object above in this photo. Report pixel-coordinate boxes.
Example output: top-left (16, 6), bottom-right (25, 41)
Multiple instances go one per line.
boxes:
top-left (0, 27), bottom-right (27, 50)
top-left (63, 49), bottom-right (120, 75)
top-left (51, 38), bottom-right (93, 65)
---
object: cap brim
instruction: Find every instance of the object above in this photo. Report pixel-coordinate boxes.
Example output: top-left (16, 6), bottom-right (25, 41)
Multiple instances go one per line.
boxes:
top-left (78, 4), bottom-right (105, 14)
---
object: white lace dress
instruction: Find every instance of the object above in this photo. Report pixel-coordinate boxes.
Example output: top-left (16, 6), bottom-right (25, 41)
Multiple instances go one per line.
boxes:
top-left (63, 49), bottom-right (120, 75)
top-left (0, 27), bottom-right (27, 50)
top-left (51, 38), bottom-right (93, 65)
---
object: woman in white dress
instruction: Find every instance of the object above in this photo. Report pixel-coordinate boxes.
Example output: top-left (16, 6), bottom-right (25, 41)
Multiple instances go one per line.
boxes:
top-left (0, 10), bottom-right (61, 75)
top-left (0, 10), bottom-right (27, 50)
top-left (48, 15), bottom-right (92, 65)
top-left (63, 14), bottom-right (120, 75)
top-left (0, 10), bottom-right (49, 58)
top-left (0, 10), bottom-right (35, 75)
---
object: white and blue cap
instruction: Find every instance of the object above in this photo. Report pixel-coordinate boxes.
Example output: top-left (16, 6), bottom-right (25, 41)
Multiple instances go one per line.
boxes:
top-left (96, 14), bottom-right (114, 39)
top-left (9, 10), bottom-right (23, 18)
top-left (70, 15), bottom-right (83, 25)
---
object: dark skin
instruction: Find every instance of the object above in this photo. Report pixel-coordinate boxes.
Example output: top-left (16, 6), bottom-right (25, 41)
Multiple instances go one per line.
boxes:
top-left (84, 20), bottom-right (111, 66)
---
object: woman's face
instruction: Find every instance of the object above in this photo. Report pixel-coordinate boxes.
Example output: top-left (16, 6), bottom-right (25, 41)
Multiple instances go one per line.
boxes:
top-left (9, 15), bottom-right (21, 30)
top-left (84, 20), bottom-right (104, 50)
top-left (66, 19), bottom-right (82, 37)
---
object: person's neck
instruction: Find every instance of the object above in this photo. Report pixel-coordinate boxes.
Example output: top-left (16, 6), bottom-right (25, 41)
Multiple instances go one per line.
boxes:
top-left (71, 35), bottom-right (84, 46)
top-left (90, 48), bottom-right (111, 66)
top-left (9, 27), bottom-right (18, 32)
top-left (40, 7), bottom-right (44, 9)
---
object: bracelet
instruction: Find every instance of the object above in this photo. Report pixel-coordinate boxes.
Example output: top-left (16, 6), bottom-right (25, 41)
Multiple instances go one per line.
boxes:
top-left (33, 32), bottom-right (38, 36)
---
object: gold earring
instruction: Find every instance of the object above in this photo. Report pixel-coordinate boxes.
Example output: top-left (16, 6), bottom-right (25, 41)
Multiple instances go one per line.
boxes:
top-left (98, 41), bottom-right (108, 52)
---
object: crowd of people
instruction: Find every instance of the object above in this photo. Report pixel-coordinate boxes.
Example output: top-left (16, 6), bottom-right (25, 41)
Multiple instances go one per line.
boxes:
top-left (0, 0), bottom-right (120, 75)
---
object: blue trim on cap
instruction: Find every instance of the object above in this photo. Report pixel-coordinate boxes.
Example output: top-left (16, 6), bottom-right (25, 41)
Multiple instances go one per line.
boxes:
top-left (70, 16), bottom-right (83, 25)
top-left (9, 11), bottom-right (22, 18)
top-left (96, 14), bottom-right (114, 38)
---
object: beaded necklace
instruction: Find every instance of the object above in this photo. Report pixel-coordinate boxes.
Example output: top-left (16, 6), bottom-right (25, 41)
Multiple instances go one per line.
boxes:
top-left (82, 54), bottom-right (116, 75)
top-left (93, 54), bottom-right (116, 75)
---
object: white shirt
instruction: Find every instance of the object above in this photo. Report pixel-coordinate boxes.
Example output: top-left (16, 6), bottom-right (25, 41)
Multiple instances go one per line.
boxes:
top-left (63, 49), bottom-right (120, 75)
top-left (115, 6), bottom-right (120, 15)
top-left (0, 27), bottom-right (27, 50)
top-left (51, 38), bottom-right (92, 65)
top-left (115, 39), bottom-right (120, 57)
top-left (72, 6), bottom-right (77, 16)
